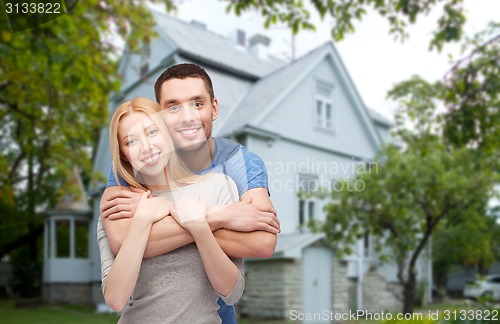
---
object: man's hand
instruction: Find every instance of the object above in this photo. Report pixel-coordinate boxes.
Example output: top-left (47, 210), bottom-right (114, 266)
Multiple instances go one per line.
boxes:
top-left (100, 186), bottom-right (145, 220)
top-left (207, 201), bottom-right (280, 234)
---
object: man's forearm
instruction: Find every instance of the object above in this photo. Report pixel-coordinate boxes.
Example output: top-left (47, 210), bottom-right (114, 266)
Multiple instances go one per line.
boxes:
top-left (215, 230), bottom-right (276, 258)
top-left (106, 216), bottom-right (276, 258)
top-left (146, 228), bottom-right (277, 259)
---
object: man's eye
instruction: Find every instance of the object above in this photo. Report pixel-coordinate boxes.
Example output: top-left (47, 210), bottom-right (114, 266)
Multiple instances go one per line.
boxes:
top-left (193, 102), bottom-right (202, 108)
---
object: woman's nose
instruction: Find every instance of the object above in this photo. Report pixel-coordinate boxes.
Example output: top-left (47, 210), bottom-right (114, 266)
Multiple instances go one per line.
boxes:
top-left (140, 138), bottom-right (152, 152)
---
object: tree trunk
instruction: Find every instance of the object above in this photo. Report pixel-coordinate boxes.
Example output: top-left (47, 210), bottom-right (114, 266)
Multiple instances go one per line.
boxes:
top-left (0, 225), bottom-right (43, 260)
top-left (435, 267), bottom-right (449, 300)
top-left (402, 268), bottom-right (417, 314)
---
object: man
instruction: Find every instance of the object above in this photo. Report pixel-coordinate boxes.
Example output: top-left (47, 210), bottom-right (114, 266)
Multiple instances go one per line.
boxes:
top-left (98, 63), bottom-right (279, 323)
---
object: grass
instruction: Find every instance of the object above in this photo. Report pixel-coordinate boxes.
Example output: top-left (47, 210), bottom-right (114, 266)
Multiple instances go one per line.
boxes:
top-left (0, 299), bottom-right (119, 324)
top-left (0, 298), bottom-right (292, 324)
top-left (1, 298), bottom-right (496, 324)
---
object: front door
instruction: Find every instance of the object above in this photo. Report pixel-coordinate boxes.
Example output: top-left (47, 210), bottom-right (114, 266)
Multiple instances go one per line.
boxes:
top-left (302, 246), bottom-right (332, 323)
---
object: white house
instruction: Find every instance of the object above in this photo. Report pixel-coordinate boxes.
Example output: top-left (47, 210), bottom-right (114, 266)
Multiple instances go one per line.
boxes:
top-left (82, 10), bottom-right (433, 320)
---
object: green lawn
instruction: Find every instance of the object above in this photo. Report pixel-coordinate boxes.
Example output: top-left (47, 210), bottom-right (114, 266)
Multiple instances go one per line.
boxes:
top-left (0, 299), bottom-right (119, 324)
top-left (1, 298), bottom-right (496, 324)
top-left (0, 299), bottom-right (292, 324)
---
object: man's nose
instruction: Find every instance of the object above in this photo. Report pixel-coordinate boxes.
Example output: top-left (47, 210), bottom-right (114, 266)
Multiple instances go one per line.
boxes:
top-left (180, 103), bottom-right (199, 122)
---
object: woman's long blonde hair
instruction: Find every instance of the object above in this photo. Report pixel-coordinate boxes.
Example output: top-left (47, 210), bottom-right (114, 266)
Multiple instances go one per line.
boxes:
top-left (109, 97), bottom-right (198, 191)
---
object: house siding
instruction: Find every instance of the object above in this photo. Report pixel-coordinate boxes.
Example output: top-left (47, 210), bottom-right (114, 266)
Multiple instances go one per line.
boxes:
top-left (247, 136), bottom-right (366, 234)
top-left (257, 57), bottom-right (378, 160)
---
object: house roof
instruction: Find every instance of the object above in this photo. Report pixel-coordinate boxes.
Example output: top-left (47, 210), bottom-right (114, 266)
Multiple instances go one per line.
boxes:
top-left (152, 10), bottom-right (285, 79)
top-left (127, 10), bottom-right (393, 142)
top-left (368, 108), bottom-right (394, 127)
top-left (272, 232), bottom-right (326, 259)
top-left (217, 43), bottom-right (330, 137)
top-left (217, 42), bottom-right (388, 150)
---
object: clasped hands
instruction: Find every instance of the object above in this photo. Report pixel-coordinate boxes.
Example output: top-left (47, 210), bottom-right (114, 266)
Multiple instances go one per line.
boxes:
top-left (101, 187), bottom-right (280, 234)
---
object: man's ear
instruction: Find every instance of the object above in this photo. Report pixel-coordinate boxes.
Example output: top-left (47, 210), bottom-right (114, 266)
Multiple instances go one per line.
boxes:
top-left (211, 98), bottom-right (219, 121)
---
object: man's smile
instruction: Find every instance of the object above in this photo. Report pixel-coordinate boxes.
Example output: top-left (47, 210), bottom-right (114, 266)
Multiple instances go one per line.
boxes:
top-left (178, 127), bottom-right (202, 137)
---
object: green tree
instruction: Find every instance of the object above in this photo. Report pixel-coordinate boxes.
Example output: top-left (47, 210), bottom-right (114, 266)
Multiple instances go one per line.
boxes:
top-left (0, 0), bottom-right (175, 295)
top-left (320, 140), bottom-right (495, 313)
top-left (224, 0), bottom-right (466, 50)
top-left (432, 215), bottom-right (495, 295)
top-left (314, 72), bottom-right (497, 313)
top-left (441, 22), bottom-right (500, 155)
top-left (387, 23), bottom-right (500, 297)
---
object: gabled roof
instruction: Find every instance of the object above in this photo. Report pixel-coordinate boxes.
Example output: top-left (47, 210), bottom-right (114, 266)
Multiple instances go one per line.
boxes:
top-left (217, 43), bottom-right (330, 137)
top-left (148, 12), bottom-right (391, 141)
top-left (152, 10), bottom-right (285, 79)
top-left (217, 42), bottom-right (387, 149)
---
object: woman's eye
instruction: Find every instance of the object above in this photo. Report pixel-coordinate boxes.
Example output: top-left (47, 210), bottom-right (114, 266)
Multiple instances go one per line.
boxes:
top-left (126, 139), bottom-right (137, 146)
top-left (167, 105), bottom-right (180, 112)
top-left (148, 129), bottom-right (158, 136)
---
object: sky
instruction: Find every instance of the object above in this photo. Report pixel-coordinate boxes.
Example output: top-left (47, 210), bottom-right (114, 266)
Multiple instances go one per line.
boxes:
top-left (159, 0), bottom-right (500, 120)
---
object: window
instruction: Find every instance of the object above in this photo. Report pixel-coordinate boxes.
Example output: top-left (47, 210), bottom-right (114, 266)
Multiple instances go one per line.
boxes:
top-left (315, 83), bottom-right (334, 130)
top-left (75, 220), bottom-right (89, 258)
top-left (364, 232), bottom-right (372, 258)
top-left (308, 201), bottom-right (315, 220)
top-left (56, 220), bottom-right (70, 258)
top-left (298, 173), bottom-right (319, 195)
top-left (298, 199), bottom-right (316, 227)
top-left (299, 200), bottom-right (305, 227)
top-left (298, 174), bottom-right (318, 229)
top-left (49, 218), bottom-right (89, 259)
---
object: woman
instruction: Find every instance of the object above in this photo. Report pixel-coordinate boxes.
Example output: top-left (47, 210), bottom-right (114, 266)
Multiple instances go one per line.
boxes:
top-left (102, 97), bottom-right (244, 323)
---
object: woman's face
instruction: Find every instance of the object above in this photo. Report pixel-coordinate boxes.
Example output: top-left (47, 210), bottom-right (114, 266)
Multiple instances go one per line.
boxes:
top-left (118, 111), bottom-right (170, 177)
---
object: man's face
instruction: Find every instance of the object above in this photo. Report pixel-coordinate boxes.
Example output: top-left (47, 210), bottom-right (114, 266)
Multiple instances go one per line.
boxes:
top-left (159, 77), bottom-right (218, 152)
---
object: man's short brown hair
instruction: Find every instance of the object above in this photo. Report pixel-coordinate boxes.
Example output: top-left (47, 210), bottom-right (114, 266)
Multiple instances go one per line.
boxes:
top-left (154, 63), bottom-right (215, 103)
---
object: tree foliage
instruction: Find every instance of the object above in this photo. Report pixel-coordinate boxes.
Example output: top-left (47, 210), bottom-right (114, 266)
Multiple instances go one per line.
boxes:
top-left (432, 215), bottom-right (496, 292)
top-left (318, 136), bottom-right (496, 313)
top-left (389, 23), bottom-right (500, 289)
top-left (442, 22), bottom-right (500, 154)
top-left (224, 0), bottom-right (466, 50)
top-left (314, 49), bottom-right (498, 311)
top-left (0, 0), bottom-right (175, 261)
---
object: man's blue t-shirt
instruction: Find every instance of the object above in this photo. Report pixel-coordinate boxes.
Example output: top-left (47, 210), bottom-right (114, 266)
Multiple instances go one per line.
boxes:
top-left (106, 137), bottom-right (269, 323)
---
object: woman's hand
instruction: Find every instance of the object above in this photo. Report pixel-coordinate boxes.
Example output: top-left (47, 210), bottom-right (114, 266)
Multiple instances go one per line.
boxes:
top-left (171, 194), bottom-right (208, 232)
top-left (134, 191), bottom-right (173, 224)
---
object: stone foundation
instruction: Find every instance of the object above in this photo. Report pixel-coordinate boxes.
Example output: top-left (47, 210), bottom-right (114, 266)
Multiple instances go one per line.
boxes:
top-left (332, 258), bottom-right (350, 315)
top-left (42, 283), bottom-right (93, 305)
top-left (362, 271), bottom-right (402, 313)
top-left (239, 260), bottom-right (292, 318)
